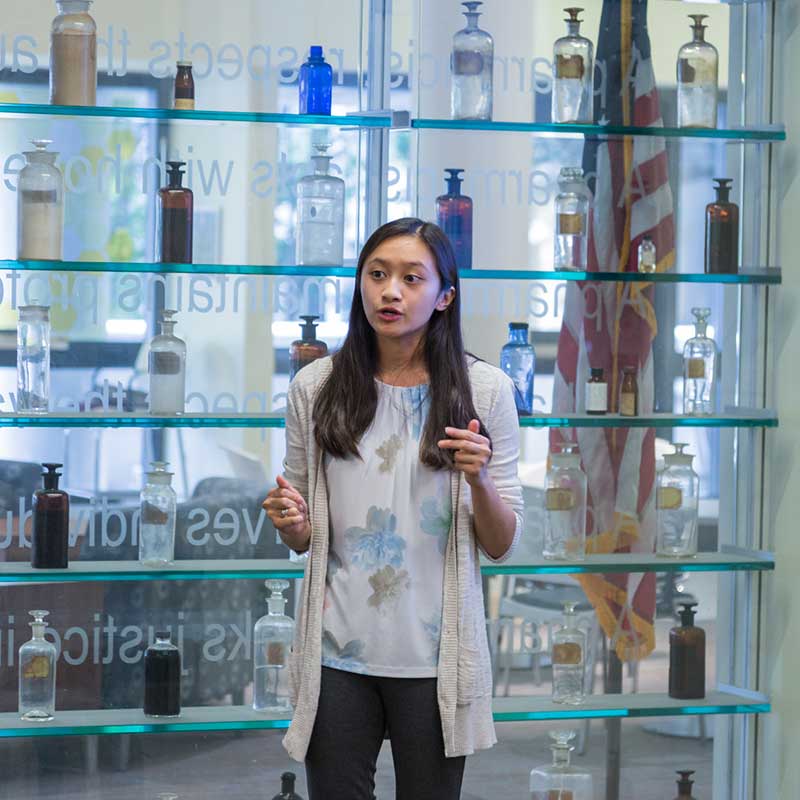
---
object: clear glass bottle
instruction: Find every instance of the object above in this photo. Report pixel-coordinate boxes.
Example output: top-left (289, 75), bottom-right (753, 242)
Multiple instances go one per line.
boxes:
top-left (18, 140), bottom-right (64, 261)
top-left (18, 610), bottom-right (57, 721)
top-left (669, 603), bottom-right (705, 700)
top-left (552, 602), bottom-right (585, 705)
top-left (139, 461), bottom-right (177, 566)
top-left (144, 631), bottom-right (181, 717)
top-left (296, 144), bottom-right (345, 266)
top-left (682, 307), bottom-right (716, 416)
top-left (148, 310), bottom-right (187, 415)
top-left (619, 366), bottom-right (638, 417)
top-left (500, 322), bottom-right (535, 415)
top-left (544, 445), bottom-right (587, 561)
top-left (435, 168), bottom-right (473, 271)
top-left (657, 443), bottom-right (700, 558)
top-left (158, 161), bottom-right (193, 264)
top-left (32, 463), bottom-right (69, 569)
top-left (451, 1), bottom-right (493, 121)
top-left (50, 0), bottom-right (97, 106)
top-left (530, 731), bottom-right (593, 800)
top-left (17, 305), bottom-right (51, 414)
top-left (253, 579), bottom-right (295, 713)
top-left (290, 316), bottom-right (328, 380)
top-left (174, 61), bottom-right (195, 110)
top-left (673, 770), bottom-right (698, 800)
top-left (552, 8), bottom-right (594, 124)
top-left (637, 235), bottom-right (656, 274)
top-left (705, 178), bottom-right (739, 275)
top-left (554, 167), bottom-right (590, 271)
top-left (271, 772), bottom-right (305, 800)
top-left (677, 15), bottom-right (718, 129)
top-left (299, 46), bottom-right (333, 115)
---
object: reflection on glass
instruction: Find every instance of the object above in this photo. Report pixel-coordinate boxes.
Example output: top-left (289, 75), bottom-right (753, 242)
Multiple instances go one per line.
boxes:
top-left (552, 7), bottom-right (594, 124)
top-left (451, 1), bottom-right (493, 121)
top-left (657, 443), bottom-right (699, 558)
top-left (677, 15), bottom-right (718, 129)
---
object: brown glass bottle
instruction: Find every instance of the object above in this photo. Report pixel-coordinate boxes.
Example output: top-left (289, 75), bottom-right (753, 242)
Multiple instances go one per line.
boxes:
top-left (585, 367), bottom-right (607, 415)
top-left (705, 178), bottom-right (738, 274)
top-left (290, 315), bottom-right (328, 379)
top-left (174, 61), bottom-right (195, 110)
top-left (271, 772), bottom-right (305, 800)
top-left (673, 770), bottom-right (698, 799)
top-left (159, 161), bottom-right (193, 264)
top-left (620, 366), bottom-right (639, 417)
top-left (669, 602), bottom-right (705, 699)
top-left (31, 463), bottom-right (69, 569)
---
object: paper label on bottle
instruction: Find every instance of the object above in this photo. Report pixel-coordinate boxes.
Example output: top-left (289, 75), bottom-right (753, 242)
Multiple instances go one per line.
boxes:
top-left (556, 53), bottom-right (584, 80)
top-left (142, 500), bottom-right (170, 526)
top-left (620, 392), bottom-right (636, 417)
top-left (22, 655), bottom-right (51, 680)
top-left (174, 98), bottom-right (195, 110)
top-left (452, 50), bottom-right (485, 76)
top-left (585, 381), bottom-right (608, 413)
top-left (657, 487), bottom-right (683, 510)
top-left (546, 487), bottom-right (576, 511)
top-left (149, 351), bottom-right (182, 376)
top-left (558, 213), bottom-right (585, 236)
top-left (267, 642), bottom-right (287, 667)
top-left (532, 792), bottom-right (574, 800)
top-left (687, 358), bottom-right (706, 379)
top-left (678, 57), bottom-right (697, 84)
top-left (552, 642), bottom-right (583, 666)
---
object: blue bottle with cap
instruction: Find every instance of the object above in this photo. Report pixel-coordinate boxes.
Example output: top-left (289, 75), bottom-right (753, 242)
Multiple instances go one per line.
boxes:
top-left (435, 168), bottom-right (473, 270)
top-left (299, 46), bottom-right (332, 115)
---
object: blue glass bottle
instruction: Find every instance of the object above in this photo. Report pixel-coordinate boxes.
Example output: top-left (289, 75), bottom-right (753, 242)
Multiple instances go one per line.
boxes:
top-left (435, 169), bottom-right (473, 270)
top-left (500, 322), bottom-right (535, 415)
top-left (299, 46), bottom-right (332, 115)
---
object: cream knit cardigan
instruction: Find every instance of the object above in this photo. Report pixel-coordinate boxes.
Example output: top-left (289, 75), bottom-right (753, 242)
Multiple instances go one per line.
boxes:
top-left (281, 356), bottom-right (523, 761)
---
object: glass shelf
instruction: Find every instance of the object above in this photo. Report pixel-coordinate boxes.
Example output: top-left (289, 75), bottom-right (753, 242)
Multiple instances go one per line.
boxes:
top-left (0, 689), bottom-right (769, 739)
top-left (0, 102), bottom-right (392, 128)
top-left (0, 411), bottom-right (777, 429)
top-left (1, 260), bottom-right (782, 285)
top-left (411, 118), bottom-right (786, 142)
top-left (0, 551), bottom-right (772, 583)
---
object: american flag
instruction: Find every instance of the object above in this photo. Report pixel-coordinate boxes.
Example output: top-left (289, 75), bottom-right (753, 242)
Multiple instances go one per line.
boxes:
top-left (550, 0), bottom-right (675, 661)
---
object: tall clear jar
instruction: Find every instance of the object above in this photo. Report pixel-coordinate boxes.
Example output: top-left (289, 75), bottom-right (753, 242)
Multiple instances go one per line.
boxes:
top-left (18, 140), bottom-right (64, 261)
top-left (551, 602), bottom-right (586, 705)
top-left (139, 462), bottom-right (177, 566)
top-left (296, 144), bottom-right (345, 266)
top-left (554, 167), bottom-right (590, 270)
top-left (682, 307), bottom-right (716, 415)
top-left (552, 7), bottom-right (594, 124)
top-left (17, 305), bottom-right (51, 413)
top-left (451, 1), bottom-right (493, 121)
top-left (677, 15), bottom-right (718, 129)
top-left (543, 444), bottom-right (587, 560)
top-left (530, 731), bottom-right (593, 799)
top-left (50, 0), bottom-right (97, 106)
top-left (253, 579), bottom-right (295, 713)
top-left (148, 310), bottom-right (186, 415)
top-left (657, 443), bottom-right (700, 558)
top-left (19, 610), bottom-right (57, 721)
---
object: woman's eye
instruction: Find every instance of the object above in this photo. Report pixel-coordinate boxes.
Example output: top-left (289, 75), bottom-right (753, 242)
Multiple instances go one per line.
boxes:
top-left (404, 275), bottom-right (421, 284)
top-left (369, 270), bottom-right (385, 279)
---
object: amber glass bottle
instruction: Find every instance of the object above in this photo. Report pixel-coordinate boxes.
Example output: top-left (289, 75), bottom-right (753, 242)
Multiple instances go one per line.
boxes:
top-left (174, 61), bottom-right (195, 110)
top-left (158, 161), bottom-right (193, 264)
top-left (705, 178), bottom-right (739, 274)
top-left (669, 602), bottom-right (705, 699)
top-left (290, 316), bottom-right (328, 379)
top-left (674, 770), bottom-right (698, 799)
top-left (31, 463), bottom-right (69, 569)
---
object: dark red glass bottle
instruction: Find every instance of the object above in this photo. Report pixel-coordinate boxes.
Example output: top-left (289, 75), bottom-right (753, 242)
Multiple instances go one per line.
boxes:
top-left (435, 168), bottom-right (473, 270)
top-left (159, 161), bottom-right (193, 264)
top-left (704, 178), bottom-right (739, 274)
top-left (31, 462), bottom-right (69, 569)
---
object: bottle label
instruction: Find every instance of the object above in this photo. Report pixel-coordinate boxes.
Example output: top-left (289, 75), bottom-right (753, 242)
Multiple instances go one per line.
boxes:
top-left (21, 189), bottom-right (59, 204)
top-left (546, 487), bottom-right (576, 511)
top-left (452, 50), bottom-right (485, 76)
top-left (22, 655), bottom-right (51, 680)
top-left (678, 57), bottom-right (697, 84)
top-left (585, 381), bottom-right (607, 412)
top-left (558, 213), bottom-right (585, 236)
top-left (552, 642), bottom-right (582, 666)
top-left (267, 642), bottom-right (287, 666)
top-left (620, 392), bottom-right (636, 417)
top-left (657, 487), bottom-right (683, 510)
top-left (687, 358), bottom-right (705, 379)
top-left (142, 500), bottom-right (170, 525)
top-left (556, 53), bottom-right (584, 80)
top-left (174, 98), bottom-right (195, 110)
top-left (149, 351), bottom-right (182, 376)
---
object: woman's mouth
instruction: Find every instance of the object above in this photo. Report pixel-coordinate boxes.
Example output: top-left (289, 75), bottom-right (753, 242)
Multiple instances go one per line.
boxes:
top-left (377, 308), bottom-right (402, 322)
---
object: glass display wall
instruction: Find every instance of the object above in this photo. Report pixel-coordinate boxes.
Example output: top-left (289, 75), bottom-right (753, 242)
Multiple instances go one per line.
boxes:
top-left (0, 1), bottom-right (779, 798)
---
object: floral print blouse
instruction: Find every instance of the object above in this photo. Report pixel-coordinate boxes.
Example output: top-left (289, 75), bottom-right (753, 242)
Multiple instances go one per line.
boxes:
top-left (321, 379), bottom-right (451, 678)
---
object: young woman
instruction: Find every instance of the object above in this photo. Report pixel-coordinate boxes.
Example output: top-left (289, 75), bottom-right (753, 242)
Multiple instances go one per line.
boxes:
top-left (262, 218), bottom-right (523, 800)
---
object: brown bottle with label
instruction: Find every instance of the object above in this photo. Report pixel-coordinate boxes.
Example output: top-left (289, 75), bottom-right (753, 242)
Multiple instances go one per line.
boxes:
top-left (585, 367), bottom-right (607, 415)
top-left (669, 602), bottom-right (705, 699)
top-left (174, 61), bottom-right (195, 110)
top-left (673, 770), bottom-right (698, 799)
top-left (620, 366), bottom-right (639, 417)
top-left (290, 316), bottom-right (328, 379)
top-left (704, 178), bottom-right (739, 274)
top-left (158, 161), bottom-right (193, 264)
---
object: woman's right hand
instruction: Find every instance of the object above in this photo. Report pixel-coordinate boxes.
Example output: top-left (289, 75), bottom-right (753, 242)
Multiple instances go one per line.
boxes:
top-left (262, 475), bottom-right (312, 552)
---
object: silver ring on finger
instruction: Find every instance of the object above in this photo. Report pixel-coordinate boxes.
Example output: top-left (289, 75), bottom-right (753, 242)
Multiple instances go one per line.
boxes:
top-left (280, 508), bottom-right (289, 518)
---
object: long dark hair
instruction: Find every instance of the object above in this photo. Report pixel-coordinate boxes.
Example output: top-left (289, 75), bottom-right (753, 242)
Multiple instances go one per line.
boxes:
top-left (313, 217), bottom-right (488, 470)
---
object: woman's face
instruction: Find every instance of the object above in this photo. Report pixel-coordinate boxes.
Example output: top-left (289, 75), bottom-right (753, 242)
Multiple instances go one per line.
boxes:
top-left (360, 235), bottom-right (454, 347)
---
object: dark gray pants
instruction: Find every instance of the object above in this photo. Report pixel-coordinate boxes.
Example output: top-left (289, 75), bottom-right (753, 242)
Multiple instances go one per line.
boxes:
top-left (305, 666), bottom-right (466, 800)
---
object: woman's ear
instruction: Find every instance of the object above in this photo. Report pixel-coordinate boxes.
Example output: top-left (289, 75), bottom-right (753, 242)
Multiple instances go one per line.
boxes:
top-left (436, 286), bottom-right (456, 312)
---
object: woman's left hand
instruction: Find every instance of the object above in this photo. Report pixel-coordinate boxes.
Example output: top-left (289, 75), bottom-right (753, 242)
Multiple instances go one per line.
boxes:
top-left (438, 419), bottom-right (492, 488)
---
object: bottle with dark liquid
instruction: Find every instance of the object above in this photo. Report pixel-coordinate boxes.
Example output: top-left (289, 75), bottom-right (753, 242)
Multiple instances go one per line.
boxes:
top-left (673, 770), bottom-right (698, 800)
top-left (31, 463), bottom-right (69, 569)
top-left (705, 178), bottom-right (738, 274)
top-left (585, 367), bottom-right (607, 415)
top-left (435, 168), bottom-right (473, 270)
top-left (290, 316), bottom-right (328, 380)
top-left (174, 61), bottom-right (195, 110)
top-left (144, 631), bottom-right (181, 717)
top-left (271, 772), bottom-right (305, 800)
top-left (158, 161), bottom-right (193, 264)
top-left (669, 602), bottom-right (705, 700)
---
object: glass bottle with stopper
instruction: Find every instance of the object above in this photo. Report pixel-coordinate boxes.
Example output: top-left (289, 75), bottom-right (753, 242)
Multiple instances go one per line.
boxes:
top-left (500, 322), bottom-right (535, 416)
top-left (551, 602), bottom-right (585, 705)
top-left (677, 14), bottom-right (718, 129)
top-left (552, 7), bottom-right (594, 124)
top-left (253, 579), bottom-right (295, 713)
top-left (139, 461), bottom-right (177, 566)
top-left (530, 730), bottom-right (593, 799)
top-left (682, 307), bottom-right (716, 416)
top-left (19, 610), bottom-right (57, 721)
top-left (669, 603), bottom-right (705, 700)
top-left (637, 235), bottom-right (656, 274)
top-left (657, 443), bottom-right (699, 558)
top-left (435, 168), bottom-right (473, 271)
top-left (50, 0), bottom-right (97, 106)
top-left (18, 140), bottom-right (64, 261)
top-left (451, 1), bottom-right (493, 121)
top-left (705, 178), bottom-right (738, 275)
top-left (271, 772), bottom-right (305, 800)
top-left (673, 770), bottom-right (698, 800)
top-left (544, 444), bottom-right (587, 561)
top-left (290, 316), bottom-right (329, 380)
top-left (148, 310), bottom-right (187, 415)
top-left (554, 167), bottom-right (590, 271)
top-left (32, 463), bottom-right (69, 569)
top-left (158, 161), bottom-right (193, 264)
top-left (17, 305), bottom-right (51, 414)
